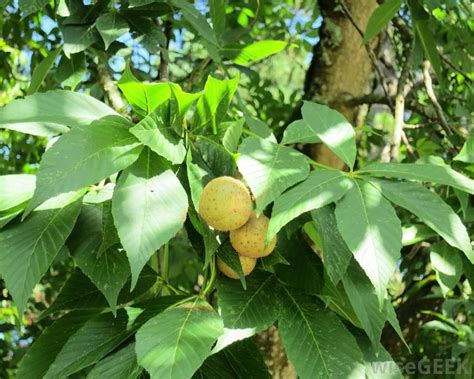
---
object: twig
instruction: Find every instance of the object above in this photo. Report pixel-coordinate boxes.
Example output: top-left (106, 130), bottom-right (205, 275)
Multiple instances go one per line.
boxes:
top-left (96, 53), bottom-right (126, 112)
top-left (159, 20), bottom-right (173, 81)
top-left (441, 54), bottom-right (473, 83)
top-left (422, 60), bottom-right (453, 135)
top-left (390, 17), bottom-right (414, 162)
top-left (338, 0), bottom-right (394, 112)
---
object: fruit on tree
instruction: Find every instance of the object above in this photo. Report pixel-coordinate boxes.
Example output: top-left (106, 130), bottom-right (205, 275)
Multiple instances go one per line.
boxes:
top-left (217, 255), bottom-right (256, 279)
top-left (230, 213), bottom-right (277, 258)
top-left (199, 176), bottom-right (253, 231)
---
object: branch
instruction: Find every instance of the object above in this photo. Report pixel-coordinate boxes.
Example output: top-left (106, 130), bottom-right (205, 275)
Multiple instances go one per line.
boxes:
top-left (159, 20), bottom-right (173, 81)
top-left (390, 17), bottom-right (414, 162)
top-left (422, 60), bottom-right (453, 135)
top-left (338, 0), bottom-right (394, 112)
top-left (97, 54), bottom-right (126, 113)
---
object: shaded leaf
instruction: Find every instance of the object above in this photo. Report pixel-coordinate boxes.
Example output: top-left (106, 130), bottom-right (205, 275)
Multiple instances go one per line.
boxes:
top-left (87, 343), bottom-right (142, 379)
top-left (196, 338), bottom-right (270, 379)
top-left (17, 311), bottom-right (100, 379)
top-left (311, 205), bottom-right (352, 285)
top-left (135, 300), bottom-right (224, 379)
top-left (217, 270), bottom-right (279, 330)
top-left (279, 289), bottom-right (365, 379)
top-left (170, 0), bottom-right (219, 46)
top-left (364, 0), bottom-right (402, 42)
top-left (27, 47), bottom-right (62, 95)
top-left (96, 12), bottom-right (129, 50)
top-left (0, 192), bottom-right (82, 315)
top-left (43, 310), bottom-right (131, 378)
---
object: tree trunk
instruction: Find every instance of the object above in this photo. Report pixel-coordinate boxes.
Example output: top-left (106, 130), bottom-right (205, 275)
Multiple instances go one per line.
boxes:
top-left (304, 0), bottom-right (379, 169)
top-left (259, 1), bottom-right (380, 377)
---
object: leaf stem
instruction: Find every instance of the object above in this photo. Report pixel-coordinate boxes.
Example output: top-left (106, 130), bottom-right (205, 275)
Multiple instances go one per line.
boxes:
top-left (162, 243), bottom-right (170, 283)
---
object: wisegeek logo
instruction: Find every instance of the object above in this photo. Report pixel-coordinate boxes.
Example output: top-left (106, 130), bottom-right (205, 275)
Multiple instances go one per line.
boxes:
top-left (370, 359), bottom-right (470, 376)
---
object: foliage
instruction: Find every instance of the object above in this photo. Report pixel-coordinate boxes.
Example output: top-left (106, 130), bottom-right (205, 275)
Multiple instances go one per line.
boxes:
top-left (0, 0), bottom-right (473, 378)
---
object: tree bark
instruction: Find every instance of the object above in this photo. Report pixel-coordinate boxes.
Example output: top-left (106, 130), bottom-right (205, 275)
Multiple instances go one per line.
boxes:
top-left (304, 0), bottom-right (379, 169)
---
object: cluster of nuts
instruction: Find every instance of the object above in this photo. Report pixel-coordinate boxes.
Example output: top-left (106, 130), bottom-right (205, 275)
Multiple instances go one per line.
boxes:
top-left (199, 176), bottom-right (277, 279)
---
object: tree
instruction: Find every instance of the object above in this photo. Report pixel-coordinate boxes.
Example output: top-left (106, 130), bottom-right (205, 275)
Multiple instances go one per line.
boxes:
top-left (0, 0), bottom-right (473, 378)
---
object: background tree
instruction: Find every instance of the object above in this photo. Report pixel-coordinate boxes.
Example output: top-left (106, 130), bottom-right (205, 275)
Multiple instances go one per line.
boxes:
top-left (0, 0), bottom-right (473, 378)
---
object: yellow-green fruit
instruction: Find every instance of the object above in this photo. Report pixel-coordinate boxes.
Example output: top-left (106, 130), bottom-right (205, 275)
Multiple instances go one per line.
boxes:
top-left (217, 255), bottom-right (256, 279)
top-left (199, 176), bottom-right (253, 231)
top-left (230, 213), bottom-right (277, 258)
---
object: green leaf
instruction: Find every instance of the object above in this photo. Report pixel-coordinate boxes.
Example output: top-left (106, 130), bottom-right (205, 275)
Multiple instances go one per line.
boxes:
top-left (96, 12), bottom-right (129, 50)
top-left (42, 310), bottom-right (131, 378)
top-left (17, 311), bottom-right (100, 379)
top-left (216, 241), bottom-right (247, 289)
top-left (74, 246), bottom-right (130, 314)
top-left (237, 137), bottom-right (309, 212)
top-left (342, 260), bottom-right (388, 351)
top-left (0, 90), bottom-right (120, 136)
top-left (244, 116), bottom-right (277, 143)
top-left (39, 267), bottom-right (157, 320)
top-left (311, 205), bottom-right (352, 285)
top-left (0, 192), bottom-right (82, 316)
top-left (217, 271), bottom-right (279, 330)
top-left (0, 174), bottom-right (35, 211)
top-left (112, 149), bottom-right (188, 287)
top-left (135, 300), bottom-right (224, 379)
top-left (359, 162), bottom-right (474, 194)
top-left (27, 116), bottom-right (142, 213)
top-left (279, 289), bottom-right (365, 379)
top-left (68, 204), bottom-right (129, 311)
top-left (409, 0), bottom-right (442, 80)
top-left (372, 179), bottom-right (473, 262)
top-left (118, 65), bottom-right (171, 115)
top-left (229, 40), bottom-right (288, 66)
top-left (301, 101), bottom-right (357, 168)
top-left (335, 180), bottom-right (402, 303)
top-left (222, 118), bottom-right (244, 153)
top-left (186, 137), bottom-right (236, 209)
top-left (356, 336), bottom-right (403, 379)
top-left (0, 208), bottom-right (23, 229)
top-left (274, 230), bottom-right (324, 296)
top-left (402, 224), bottom-right (436, 246)
top-left (130, 104), bottom-right (186, 164)
top-left (61, 24), bottom-right (100, 56)
top-left (27, 47), bottom-right (62, 95)
top-left (209, 0), bottom-right (226, 37)
top-left (170, 0), bottom-right (219, 46)
top-left (430, 242), bottom-right (463, 295)
top-left (193, 75), bottom-right (239, 134)
top-left (281, 119), bottom-right (321, 145)
top-left (268, 169), bottom-right (352, 243)
top-left (196, 339), bottom-right (271, 379)
top-left (56, 53), bottom-right (87, 90)
top-left (87, 343), bottom-right (142, 379)
top-left (19, 0), bottom-right (49, 16)
top-left (363, 0), bottom-right (402, 42)
top-left (454, 136), bottom-right (474, 163)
